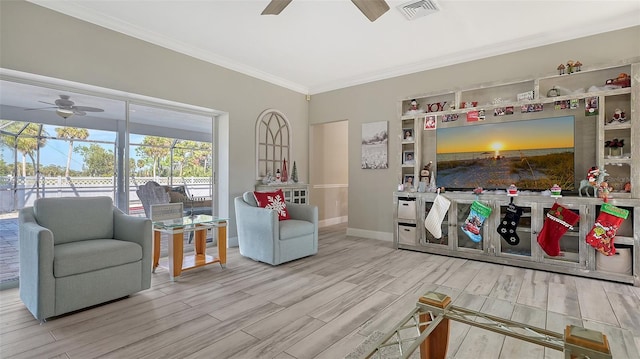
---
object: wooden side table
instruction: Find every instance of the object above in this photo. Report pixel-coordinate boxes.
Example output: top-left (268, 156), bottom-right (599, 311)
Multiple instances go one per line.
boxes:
top-left (152, 214), bottom-right (227, 281)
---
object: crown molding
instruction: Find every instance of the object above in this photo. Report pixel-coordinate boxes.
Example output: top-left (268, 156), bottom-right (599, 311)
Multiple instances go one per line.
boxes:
top-left (308, 16), bottom-right (640, 94)
top-left (26, 1), bottom-right (640, 96)
top-left (27, 1), bottom-right (309, 95)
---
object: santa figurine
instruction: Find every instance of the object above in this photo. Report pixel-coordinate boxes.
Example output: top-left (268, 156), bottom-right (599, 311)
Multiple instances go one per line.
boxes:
top-left (598, 182), bottom-right (611, 202)
top-left (587, 166), bottom-right (599, 185)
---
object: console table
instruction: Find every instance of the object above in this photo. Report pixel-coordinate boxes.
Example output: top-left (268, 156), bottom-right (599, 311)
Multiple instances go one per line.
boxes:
top-left (394, 191), bottom-right (639, 286)
top-left (255, 183), bottom-right (309, 204)
top-left (152, 214), bottom-right (227, 281)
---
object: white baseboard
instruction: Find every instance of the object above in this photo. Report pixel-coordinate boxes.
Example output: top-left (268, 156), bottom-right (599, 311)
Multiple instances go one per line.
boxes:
top-left (319, 216), bottom-right (348, 228)
top-left (346, 227), bottom-right (393, 242)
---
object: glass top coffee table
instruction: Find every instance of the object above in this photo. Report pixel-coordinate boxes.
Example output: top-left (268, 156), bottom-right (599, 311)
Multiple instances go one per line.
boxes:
top-left (152, 215), bottom-right (228, 281)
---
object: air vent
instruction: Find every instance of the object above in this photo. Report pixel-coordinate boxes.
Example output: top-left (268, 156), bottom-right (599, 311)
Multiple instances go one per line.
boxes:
top-left (397, 0), bottom-right (440, 20)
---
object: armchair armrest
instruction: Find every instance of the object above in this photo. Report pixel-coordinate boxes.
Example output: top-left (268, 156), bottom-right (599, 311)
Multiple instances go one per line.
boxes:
top-left (113, 208), bottom-right (153, 289)
top-left (286, 202), bottom-right (318, 224)
top-left (234, 197), bottom-right (279, 261)
top-left (18, 207), bottom-right (55, 321)
top-left (235, 198), bottom-right (279, 235)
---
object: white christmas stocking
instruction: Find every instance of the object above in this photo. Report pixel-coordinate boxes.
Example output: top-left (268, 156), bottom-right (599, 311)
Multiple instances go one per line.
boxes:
top-left (424, 194), bottom-right (451, 239)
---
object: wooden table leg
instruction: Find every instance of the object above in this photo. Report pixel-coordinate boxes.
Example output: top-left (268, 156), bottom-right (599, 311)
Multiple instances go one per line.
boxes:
top-left (195, 225), bottom-right (206, 255)
top-left (168, 230), bottom-right (184, 281)
top-left (153, 230), bottom-right (161, 272)
top-left (418, 292), bottom-right (451, 359)
top-left (419, 316), bottom-right (449, 359)
top-left (218, 224), bottom-right (227, 267)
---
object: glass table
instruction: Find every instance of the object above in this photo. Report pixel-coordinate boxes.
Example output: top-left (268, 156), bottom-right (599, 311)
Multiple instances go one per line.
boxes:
top-left (152, 215), bottom-right (227, 281)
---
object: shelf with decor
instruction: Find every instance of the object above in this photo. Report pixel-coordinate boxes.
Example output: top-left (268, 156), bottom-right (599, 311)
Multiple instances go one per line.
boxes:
top-left (393, 59), bottom-right (639, 285)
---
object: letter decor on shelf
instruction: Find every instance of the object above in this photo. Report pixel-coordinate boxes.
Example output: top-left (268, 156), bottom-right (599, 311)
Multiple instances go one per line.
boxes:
top-left (425, 101), bottom-right (447, 113)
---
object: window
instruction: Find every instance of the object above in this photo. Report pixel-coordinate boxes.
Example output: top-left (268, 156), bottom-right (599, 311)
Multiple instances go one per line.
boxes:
top-left (256, 109), bottom-right (291, 180)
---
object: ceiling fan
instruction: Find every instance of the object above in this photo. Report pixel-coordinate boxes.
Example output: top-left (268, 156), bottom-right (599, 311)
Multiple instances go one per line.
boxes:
top-left (262, 0), bottom-right (390, 22)
top-left (26, 94), bottom-right (105, 119)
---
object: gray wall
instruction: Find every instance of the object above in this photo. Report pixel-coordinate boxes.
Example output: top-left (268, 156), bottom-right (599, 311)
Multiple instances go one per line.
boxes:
top-left (0, 1), bottom-right (309, 242)
top-left (309, 26), bottom-right (640, 239)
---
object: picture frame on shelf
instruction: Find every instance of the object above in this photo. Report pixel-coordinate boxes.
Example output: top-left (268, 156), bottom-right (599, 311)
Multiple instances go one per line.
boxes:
top-left (403, 150), bottom-right (415, 165)
top-left (402, 128), bottom-right (414, 142)
top-left (423, 115), bottom-right (436, 130)
top-left (442, 114), bottom-right (459, 122)
top-left (403, 175), bottom-right (415, 189)
top-left (585, 96), bottom-right (599, 116)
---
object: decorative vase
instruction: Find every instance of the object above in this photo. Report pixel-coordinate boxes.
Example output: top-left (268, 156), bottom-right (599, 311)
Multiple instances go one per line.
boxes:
top-left (282, 159), bottom-right (288, 182)
top-left (611, 147), bottom-right (622, 157)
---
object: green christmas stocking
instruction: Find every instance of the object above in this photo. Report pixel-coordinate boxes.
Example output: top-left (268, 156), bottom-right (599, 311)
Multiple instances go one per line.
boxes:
top-left (585, 203), bottom-right (629, 256)
top-left (461, 201), bottom-right (492, 243)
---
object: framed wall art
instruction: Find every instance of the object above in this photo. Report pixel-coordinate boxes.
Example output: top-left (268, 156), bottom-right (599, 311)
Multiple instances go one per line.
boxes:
top-left (361, 121), bottom-right (388, 169)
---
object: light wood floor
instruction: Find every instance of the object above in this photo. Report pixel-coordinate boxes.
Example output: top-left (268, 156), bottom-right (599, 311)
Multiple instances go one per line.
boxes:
top-left (1, 224), bottom-right (639, 358)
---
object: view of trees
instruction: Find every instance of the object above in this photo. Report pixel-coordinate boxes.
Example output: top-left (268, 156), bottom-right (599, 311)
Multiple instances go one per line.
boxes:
top-left (75, 143), bottom-right (115, 177)
top-left (1, 121), bottom-right (212, 178)
top-left (0, 122), bottom-right (48, 177)
top-left (55, 127), bottom-right (89, 177)
top-left (135, 136), bottom-right (171, 178)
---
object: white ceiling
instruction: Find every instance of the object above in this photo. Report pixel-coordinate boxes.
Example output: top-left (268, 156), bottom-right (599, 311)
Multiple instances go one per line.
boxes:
top-left (27, 0), bottom-right (640, 95)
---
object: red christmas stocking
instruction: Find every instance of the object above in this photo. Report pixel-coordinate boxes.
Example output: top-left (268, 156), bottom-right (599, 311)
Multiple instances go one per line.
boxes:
top-left (537, 203), bottom-right (580, 256)
top-left (585, 203), bottom-right (629, 256)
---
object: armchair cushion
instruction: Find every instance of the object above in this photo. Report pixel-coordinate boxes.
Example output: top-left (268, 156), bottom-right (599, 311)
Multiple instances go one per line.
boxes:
top-left (243, 191), bottom-right (258, 206)
top-left (54, 239), bottom-right (143, 277)
top-left (253, 189), bottom-right (290, 220)
top-left (280, 219), bottom-right (315, 240)
top-left (33, 196), bottom-right (114, 244)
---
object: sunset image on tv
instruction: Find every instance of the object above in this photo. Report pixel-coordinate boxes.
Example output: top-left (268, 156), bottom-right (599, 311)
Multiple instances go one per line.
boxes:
top-left (436, 116), bottom-right (575, 190)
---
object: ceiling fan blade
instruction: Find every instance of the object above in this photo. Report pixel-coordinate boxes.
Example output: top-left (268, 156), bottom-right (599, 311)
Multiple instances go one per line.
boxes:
top-left (261, 0), bottom-right (293, 15)
top-left (351, 0), bottom-right (389, 22)
top-left (25, 106), bottom-right (56, 111)
top-left (72, 105), bottom-right (104, 112)
top-left (73, 110), bottom-right (87, 116)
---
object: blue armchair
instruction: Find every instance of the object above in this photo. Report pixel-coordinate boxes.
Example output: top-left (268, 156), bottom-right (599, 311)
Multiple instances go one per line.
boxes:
top-left (18, 196), bottom-right (152, 321)
top-left (234, 191), bottom-right (318, 265)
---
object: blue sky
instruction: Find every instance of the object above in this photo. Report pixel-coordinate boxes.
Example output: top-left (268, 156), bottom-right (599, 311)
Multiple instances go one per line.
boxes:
top-left (1, 125), bottom-right (145, 171)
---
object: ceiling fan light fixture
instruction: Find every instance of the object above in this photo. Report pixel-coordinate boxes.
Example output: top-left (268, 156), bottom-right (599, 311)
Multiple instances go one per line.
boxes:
top-left (56, 108), bottom-right (74, 119)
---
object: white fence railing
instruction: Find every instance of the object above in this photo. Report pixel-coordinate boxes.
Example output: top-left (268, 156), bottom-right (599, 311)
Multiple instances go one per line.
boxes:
top-left (0, 176), bottom-right (213, 213)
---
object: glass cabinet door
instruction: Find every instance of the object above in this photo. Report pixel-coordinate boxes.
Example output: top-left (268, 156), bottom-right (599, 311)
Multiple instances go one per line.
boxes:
top-left (540, 203), bottom-right (583, 265)
top-left (421, 200), bottom-right (449, 247)
top-left (455, 200), bottom-right (485, 252)
top-left (496, 200), bottom-right (534, 259)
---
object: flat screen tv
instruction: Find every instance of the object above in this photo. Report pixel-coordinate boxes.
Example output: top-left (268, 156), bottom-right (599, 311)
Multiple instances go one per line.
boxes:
top-left (436, 116), bottom-right (575, 191)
